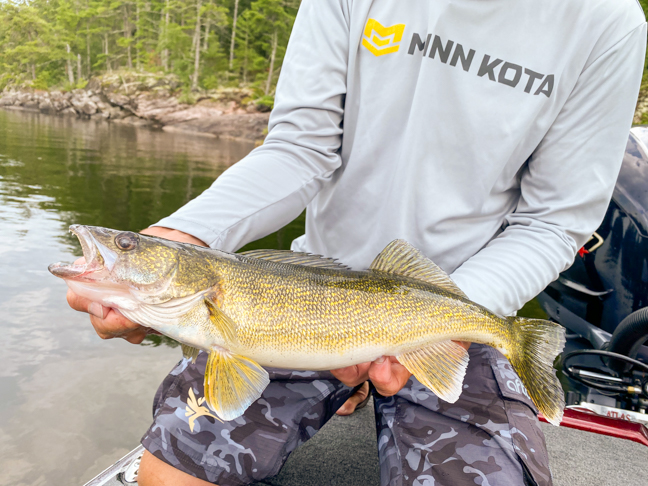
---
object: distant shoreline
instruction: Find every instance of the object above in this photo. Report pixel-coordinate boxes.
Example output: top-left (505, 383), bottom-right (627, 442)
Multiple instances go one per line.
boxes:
top-left (0, 74), bottom-right (270, 144)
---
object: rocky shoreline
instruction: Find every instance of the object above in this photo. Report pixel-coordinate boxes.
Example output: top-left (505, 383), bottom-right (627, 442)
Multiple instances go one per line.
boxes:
top-left (3, 71), bottom-right (646, 140)
top-left (0, 73), bottom-right (270, 143)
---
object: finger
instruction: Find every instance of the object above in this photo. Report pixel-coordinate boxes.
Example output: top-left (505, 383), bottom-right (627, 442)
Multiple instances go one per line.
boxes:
top-left (124, 328), bottom-right (149, 344)
top-left (336, 381), bottom-right (370, 416)
top-left (453, 340), bottom-right (472, 351)
top-left (66, 289), bottom-right (92, 313)
top-left (369, 357), bottom-right (412, 397)
top-left (330, 365), bottom-right (362, 387)
top-left (331, 362), bottom-right (371, 387)
top-left (368, 356), bottom-right (393, 386)
top-left (140, 227), bottom-right (207, 247)
top-left (89, 309), bottom-right (143, 340)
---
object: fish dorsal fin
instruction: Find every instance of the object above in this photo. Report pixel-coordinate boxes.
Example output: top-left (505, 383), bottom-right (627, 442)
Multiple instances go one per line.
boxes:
top-left (204, 349), bottom-right (270, 421)
top-left (397, 340), bottom-right (469, 403)
top-left (369, 240), bottom-right (467, 298)
top-left (240, 249), bottom-right (349, 270)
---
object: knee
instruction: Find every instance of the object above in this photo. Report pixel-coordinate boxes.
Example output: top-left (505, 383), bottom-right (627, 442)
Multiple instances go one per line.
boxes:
top-left (138, 450), bottom-right (214, 486)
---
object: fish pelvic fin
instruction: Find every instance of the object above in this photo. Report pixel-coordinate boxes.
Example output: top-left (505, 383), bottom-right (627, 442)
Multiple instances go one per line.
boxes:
top-left (506, 317), bottom-right (566, 426)
top-left (181, 344), bottom-right (200, 363)
top-left (204, 349), bottom-right (270, 421)
top-left (370, 240), bottom-right (467, 298)
top-left (397, 340), bottom-right (469, 403)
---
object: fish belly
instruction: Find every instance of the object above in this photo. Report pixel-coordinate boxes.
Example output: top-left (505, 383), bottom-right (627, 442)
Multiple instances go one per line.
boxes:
top-left (243, 345), bottom-right (392, 371)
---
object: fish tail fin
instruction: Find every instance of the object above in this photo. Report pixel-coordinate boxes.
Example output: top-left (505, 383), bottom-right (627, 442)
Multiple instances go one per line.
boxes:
top-left (507, 317), bottom-right (566, 426)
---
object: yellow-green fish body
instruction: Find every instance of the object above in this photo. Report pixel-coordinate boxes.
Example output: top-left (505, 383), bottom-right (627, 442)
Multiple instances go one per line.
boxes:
top-left (49, 226), bottom-right (565, 425)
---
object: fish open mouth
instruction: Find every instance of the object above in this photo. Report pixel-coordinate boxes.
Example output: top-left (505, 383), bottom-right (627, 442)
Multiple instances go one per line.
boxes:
top-left (48, 225), bottom-right (116, 281)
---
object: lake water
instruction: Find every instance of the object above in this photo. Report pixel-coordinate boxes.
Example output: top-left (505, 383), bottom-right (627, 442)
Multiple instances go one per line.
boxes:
top-left (0, 108), bottom-right (554, 486)
top-left (0, 109), bottom-right (304, 485)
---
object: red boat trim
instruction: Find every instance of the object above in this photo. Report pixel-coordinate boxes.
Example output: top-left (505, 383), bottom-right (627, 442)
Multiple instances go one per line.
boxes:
top-left (538, 408), bottom-right (648, 447)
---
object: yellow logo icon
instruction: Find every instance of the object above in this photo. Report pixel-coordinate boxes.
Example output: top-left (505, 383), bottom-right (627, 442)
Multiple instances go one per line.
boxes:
top-left (185, 387), bottom-right (221, 432)
top-left (362, 19), bottom-right (406, 57)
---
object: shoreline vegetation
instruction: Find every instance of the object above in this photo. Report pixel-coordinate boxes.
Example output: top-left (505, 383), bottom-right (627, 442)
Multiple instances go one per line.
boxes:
top-left (0, 0), bottom-right (299, 142)
top-left (0, 71), bottom-right (271, 142)
top-left (0, 0), bottom-right (647, 136)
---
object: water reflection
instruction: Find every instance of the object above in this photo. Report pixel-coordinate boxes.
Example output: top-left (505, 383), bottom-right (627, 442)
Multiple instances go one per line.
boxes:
top-left (0, 109), bottom-right (302, 485)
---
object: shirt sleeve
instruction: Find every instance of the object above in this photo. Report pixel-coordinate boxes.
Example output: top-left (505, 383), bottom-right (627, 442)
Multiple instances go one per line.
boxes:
top-left (451, 22), bottom-right (647, 317)
top-left (154, 0), bottom-right (349, 251)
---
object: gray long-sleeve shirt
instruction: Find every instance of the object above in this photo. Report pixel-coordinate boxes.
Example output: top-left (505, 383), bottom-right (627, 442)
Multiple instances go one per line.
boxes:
top-left (156, 0), bottom-right (646, 316)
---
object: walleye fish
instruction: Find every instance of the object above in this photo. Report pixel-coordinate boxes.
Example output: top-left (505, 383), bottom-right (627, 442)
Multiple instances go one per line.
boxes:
top-left (49, 225), bottom-right (566, 424)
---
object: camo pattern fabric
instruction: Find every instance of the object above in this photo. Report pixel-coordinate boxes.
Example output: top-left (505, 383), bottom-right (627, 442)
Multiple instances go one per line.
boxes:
top-left (374, 344), bottom-right (552, 486)
top-left (141, 344), bottom-right (552, 486)
top-left (141, 353), bottom-right (357, 485)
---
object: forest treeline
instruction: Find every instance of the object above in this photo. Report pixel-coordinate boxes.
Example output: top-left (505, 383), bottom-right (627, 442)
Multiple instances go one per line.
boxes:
top-left (1, 1), bottom-right (648, 98)
top-left (0, 0), bottom-right (299, 95)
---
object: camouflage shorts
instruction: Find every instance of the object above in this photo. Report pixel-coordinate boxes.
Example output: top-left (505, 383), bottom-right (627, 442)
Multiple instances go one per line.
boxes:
top-left (141, 344), bottom-right (552, 486)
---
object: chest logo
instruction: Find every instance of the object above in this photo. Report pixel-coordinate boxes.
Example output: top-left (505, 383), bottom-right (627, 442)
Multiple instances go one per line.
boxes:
top-left (362, 19), bottom-right (406, 57)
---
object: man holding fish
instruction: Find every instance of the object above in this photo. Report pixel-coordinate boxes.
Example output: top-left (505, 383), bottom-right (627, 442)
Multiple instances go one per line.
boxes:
top-left (64, 0), bottom-right (646, 484)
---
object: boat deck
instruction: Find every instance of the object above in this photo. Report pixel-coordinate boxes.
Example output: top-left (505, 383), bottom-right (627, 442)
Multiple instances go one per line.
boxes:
top-left (89, 398), bottom-right (648, 486)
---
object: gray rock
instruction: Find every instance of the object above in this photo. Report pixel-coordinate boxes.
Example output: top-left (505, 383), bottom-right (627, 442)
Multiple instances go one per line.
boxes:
top-left (70, 97), bottom-right (97, 116)
top-left (95, 101), bottom-right (110, 112)
top-left (59, 107), bottom-right (77, 116)
top-left (17, 93), bottom-right (32, 105)
top-left (113, 115), bottom-right (152, 126)
top-left (80, 100), bottom-right (98, 115)
top-left (92, 111), bottom-right (110, 120)
top-left (39, 99), bottom-right (55, 114)
top-left (0, 95), bottom-right (16, 106)
top-left (108, 93), bottom-right (133, 110)
top-left (52, 99), bottom-right (70, 112)
top-left (106, 106), bottom-right (127, 119)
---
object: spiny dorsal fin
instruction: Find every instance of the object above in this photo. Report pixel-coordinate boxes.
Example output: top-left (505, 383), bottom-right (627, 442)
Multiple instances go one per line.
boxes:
top-left (370, 240), bottom-right (467, 298)
top-left (204, 349), bottom-right (270, 421)
top-left (240, 249), bottom-right (349, 270)
top-left (204, 297), bottom-right (237, 344)
top-left (397, 341), bottom-right (469, 403)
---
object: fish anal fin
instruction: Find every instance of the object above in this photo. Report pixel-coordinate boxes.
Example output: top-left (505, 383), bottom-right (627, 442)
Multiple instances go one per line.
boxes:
top-left (240, 249), bottom-right (349, 270)
top-left (204, 296), bottom-right (237, 344)
top-left (204, 349), bottom-right (270, 421)
top-left (397, 340), bottom-right (469, 403)
top-left (370, 240), bottom-right (467, 298)
top-left (181, 344), bottom-right (201, 363)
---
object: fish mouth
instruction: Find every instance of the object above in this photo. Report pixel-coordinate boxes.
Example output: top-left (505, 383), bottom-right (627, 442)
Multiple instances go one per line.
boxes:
top-left (48, 225), bottom-right (117, 281)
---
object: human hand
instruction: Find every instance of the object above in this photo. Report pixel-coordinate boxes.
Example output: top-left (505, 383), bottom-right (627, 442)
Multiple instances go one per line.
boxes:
top-left (331, 341), bottom-right (471, 397)
top-left (65, 226), bottom-right (207, 344)
top-left (331, 357), bottom-right (411, 397)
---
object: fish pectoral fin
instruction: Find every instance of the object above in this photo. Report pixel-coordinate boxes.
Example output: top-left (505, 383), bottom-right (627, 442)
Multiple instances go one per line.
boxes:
top-left (204, 297), bottom-right (238, 344)
top-left (181, 344), bottom-right (200, 363)
top-left (370, 240), bottom-right (467, 299)
top-left (204, 348), bottom-right (270, 421)
top-left (397, 340), bottom-right (469, 403)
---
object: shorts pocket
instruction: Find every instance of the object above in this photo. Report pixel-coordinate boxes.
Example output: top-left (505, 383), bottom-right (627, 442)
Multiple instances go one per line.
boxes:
top-left (489, 353), bottom-right (539, 414)
top-left (488, 350), bottom-right (553, 486)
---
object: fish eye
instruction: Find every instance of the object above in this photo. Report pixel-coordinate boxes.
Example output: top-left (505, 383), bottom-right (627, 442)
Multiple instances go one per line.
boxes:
top-left (115, 232), bottom-right (139, 251)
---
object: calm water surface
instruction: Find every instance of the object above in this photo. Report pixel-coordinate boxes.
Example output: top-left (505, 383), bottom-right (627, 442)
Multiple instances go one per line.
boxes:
top-left (0, 109), bottom-right (302, 485)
